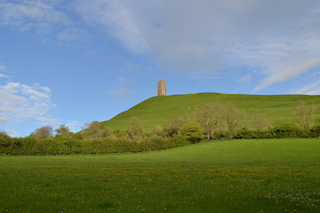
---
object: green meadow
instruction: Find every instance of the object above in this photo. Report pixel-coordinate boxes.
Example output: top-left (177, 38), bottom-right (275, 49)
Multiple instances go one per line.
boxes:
top-left (102, 93), bottom-right (320, 132)
top-left (1, 138), bottom-right (320, 212)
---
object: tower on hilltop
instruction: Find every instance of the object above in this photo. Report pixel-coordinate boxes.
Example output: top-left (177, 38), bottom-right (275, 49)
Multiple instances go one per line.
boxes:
top-left (158, 80), bottom-right (167, 96)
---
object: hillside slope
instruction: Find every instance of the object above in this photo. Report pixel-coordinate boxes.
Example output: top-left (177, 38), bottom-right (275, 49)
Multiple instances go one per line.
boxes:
top-left (102, 93), bottom-right (320, 132)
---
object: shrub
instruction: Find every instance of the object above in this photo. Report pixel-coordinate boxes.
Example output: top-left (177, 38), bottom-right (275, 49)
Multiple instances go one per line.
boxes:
top-left (178, 121), bottom-right (204, 143)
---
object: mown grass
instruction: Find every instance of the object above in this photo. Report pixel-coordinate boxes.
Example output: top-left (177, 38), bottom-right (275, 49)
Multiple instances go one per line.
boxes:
top-left (1, 139), bottom-right (320, 212)
top-left (102, 93), bottom-right (320, 132)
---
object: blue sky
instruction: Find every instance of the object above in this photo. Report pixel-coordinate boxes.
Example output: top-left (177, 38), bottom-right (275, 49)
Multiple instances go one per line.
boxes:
top-left (1, 0), bottom-right (320, 137)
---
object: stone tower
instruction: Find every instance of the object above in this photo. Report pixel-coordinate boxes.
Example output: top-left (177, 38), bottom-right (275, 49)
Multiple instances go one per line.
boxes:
top-left (158, 80), bottom-right (167, 96)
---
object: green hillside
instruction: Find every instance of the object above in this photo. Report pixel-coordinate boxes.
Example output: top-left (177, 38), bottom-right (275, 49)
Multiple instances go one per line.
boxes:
top-left (102, 93), bottom-right (320, 132)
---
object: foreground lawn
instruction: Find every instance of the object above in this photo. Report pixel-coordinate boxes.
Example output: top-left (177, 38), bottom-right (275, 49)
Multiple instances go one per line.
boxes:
top-left (1, 139), bottom-right (320, 212)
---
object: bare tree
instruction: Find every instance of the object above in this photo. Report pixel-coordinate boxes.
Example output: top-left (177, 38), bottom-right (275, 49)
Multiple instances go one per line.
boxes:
top-left (126, 117), bottom-right (144, 140)
top-left (31, 125), bottom-right (53, 140)
top-left (151, 124), bottom-right (163, 136)
top-left (251, 112), bottom-right (272, 132)
top-left (82, 121), bottom-right (104, 140)
top-left (166, 116), bottom-right (189, 136)
top-left (221, 102), bottom-right (246, 138)
top-left (293, 101), bottom-right (318, 130)
top-left (194, 102), bottom-right (223, 140)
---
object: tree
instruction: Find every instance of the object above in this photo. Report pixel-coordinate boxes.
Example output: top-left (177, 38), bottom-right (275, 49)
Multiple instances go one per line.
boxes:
top-left (251, 112), bottom-right (272, 132)
top-left (194, 102), bottom-right (223, 140)
top-left (126, 117), bottom-right (144, 140)
top-left (166, 116), bottom-right (189, 136)
top-left (178, 121), bottom-right (204, 143)
top-left (55, 124), bottom-right (70, 135)
top-left (81, 121), bottom-right (105, 140)
top-left (221, 102), bottom-right (246, 138)
top-left (293, 101), bottom-right (318, 131)
top-left (31, 125), bottom-right (53, 140)
top-left (151, 124), bottom-right (163, 136)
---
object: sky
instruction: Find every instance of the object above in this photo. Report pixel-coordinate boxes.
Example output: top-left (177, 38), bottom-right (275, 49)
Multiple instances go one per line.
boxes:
top-left (1, 0), bottom-right (320, 137)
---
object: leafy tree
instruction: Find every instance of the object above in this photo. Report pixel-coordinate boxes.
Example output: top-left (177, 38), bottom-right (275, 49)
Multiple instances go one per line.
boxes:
top-left (194, 102), bottom-right (223, 140)
top-left (55, 124), bottom-right (70, 135)
top-left (0, 131), bottom-right (12, 153)
top-left (178, 121), bottom-right (204, 143)
top-left (31, 125), bottom-right (53, 140)
top-left (221, 102), bottom-right (246, 138)
top-left (126, 117), bottom-right (144, 140)
top-left (293, 101), bottom-right (318, 131)
top-left (251, 112), bottom-right (272, 132)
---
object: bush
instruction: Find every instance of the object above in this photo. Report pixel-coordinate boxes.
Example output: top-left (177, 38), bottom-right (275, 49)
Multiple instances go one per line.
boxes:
top-left (178, 121), bottom-right (204, 143)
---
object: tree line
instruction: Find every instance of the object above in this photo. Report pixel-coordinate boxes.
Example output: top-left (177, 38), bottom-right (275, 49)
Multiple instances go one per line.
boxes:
top-left (1, 101), bottom-right (319, 155)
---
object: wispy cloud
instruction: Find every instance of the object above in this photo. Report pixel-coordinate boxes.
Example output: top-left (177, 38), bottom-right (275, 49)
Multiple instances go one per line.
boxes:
top-left (0, 1), bottom-right (69, 31)
top-left (65, 120), bottom-right (82, 132)
top-left (74, 0), bottom-right (148, 53)
top-left (106, 87), bottom-right (135, 100)
top-left (57, 28), bottom-right (89, 41)
top-left (0, 74), bottom-right (9, 78)
top-left (74, 0), bottom-right (320, 90)
top-left (0, 64), bottom-right (7, 72)
top-left (238, 74), bottom-right (252, 84)
top-left (2, 1), bottom-right (320, 91)
top-left (292, 79), bottom-right (320, 95)
top-left (254, 56), bottom-right (320, 91)
top-left (3, 129), bottom-right (18, 137)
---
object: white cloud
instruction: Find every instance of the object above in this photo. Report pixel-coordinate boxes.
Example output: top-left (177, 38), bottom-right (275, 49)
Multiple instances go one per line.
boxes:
top-left (106, 87), bottom-right (135, 100)
top-left (0, 81), bottom-right (56, 124)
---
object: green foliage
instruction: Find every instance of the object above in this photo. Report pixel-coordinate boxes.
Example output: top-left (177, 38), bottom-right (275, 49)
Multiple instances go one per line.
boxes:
top-left (0, 132), bottom-right (12, 150)
top-left (178, 121), bottom-right (204, 143)
top-left (3, 99), bottom-right (320, 155)
top-left (55, 124), bottom-right (70, 135)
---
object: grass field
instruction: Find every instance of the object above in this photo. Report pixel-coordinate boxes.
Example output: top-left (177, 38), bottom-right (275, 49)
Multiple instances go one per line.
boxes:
top-left (102, 93), bottom-right (320, 132)
top-left (1, 139), bottom-right (320, 212)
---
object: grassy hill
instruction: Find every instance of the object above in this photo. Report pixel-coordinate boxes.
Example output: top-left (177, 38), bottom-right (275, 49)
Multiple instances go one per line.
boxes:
top-left (102, 93), bottom-right (320, 132)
